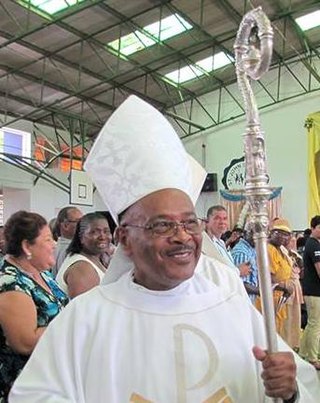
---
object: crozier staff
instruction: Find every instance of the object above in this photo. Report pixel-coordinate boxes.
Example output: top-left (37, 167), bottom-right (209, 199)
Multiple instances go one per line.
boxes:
top-left (10, 96), bottom-right (319, 402)
top-left (234, 7), bottom-right (280, 374)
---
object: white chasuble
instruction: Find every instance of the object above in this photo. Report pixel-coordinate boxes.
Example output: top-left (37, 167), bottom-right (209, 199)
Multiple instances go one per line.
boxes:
top-left (10, 272), bottom-right (320, 403)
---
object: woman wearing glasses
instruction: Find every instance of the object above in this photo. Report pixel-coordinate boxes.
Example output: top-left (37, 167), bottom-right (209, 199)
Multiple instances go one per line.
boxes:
top-left (56, 212), bottom-right (114, 298)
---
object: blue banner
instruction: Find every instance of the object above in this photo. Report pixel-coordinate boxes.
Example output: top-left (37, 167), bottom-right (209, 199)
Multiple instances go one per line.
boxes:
top-left (220, 187), bottom-right (282, 202)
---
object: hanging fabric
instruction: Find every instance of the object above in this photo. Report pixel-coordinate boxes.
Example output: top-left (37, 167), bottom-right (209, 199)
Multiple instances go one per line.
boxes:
top-left (219, 187), bottom-right (282, 229)
top-left (305, 112), bottom-right (320, 220)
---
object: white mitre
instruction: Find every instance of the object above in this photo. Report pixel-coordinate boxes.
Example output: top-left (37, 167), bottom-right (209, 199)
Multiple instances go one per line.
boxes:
top-left (84, 95), bottom-right (205, 225)
top-left (84, 95), bottom-right (207, 284)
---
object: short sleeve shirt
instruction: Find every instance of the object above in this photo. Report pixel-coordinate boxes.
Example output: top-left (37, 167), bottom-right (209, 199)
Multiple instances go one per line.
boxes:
top-left (302, 237), bottom-right (320, 296)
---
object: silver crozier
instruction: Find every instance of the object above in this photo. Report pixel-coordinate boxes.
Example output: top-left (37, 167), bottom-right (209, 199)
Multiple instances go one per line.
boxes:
top-left (234, 8), bottom-right (281, 403)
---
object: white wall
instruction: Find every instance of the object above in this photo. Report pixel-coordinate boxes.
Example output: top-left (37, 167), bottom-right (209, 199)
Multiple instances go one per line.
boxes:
top-left (0, 161), bottom-right (107, 222)
top-left (184, 90), bottom-right (320, 230)
top-left (30, 181), bottom-right (108, 220)
top-left (3, 187), bottom-right (31, 221)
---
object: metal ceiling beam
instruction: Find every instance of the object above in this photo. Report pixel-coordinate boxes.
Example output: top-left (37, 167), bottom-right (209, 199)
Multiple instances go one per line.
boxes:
top-left (0, 1), bottom-right (277, 113)
top-left (0, 153), bottom-right (69, 192)
top-left (0, 64), bottom-right (115, 113)
top-left (0, 26), bottom-right (219, 113)
top-left (165, 110), bottom-right (205, 130)
top-left (0, 0), bottom-right (306, 123)
top-left (285, 17), bottom-right (320, 84)
top-left (5, 0), bottom-right (316, 84)
top-left (0, 89), bottom-right (102, 129)
top-left (97, 0), bottom-right (319, 107)
top-left (1, 0), bottom-right (106, 50)
top-left (0, 28), bottom-right (159, 107)
top-left (37, 92), bottom-right (207, 133)
top-left (3, 0), bottom-right (318, 99)
top-left (1, 0), bottom-right (319, 138)
top-left (43, 4), bottom-right (199, 106)
top-left (96, 2), bottom-right (222, 102)
top-left (268, 0), bottom-right (320, 86)
top-left (172, 46), bottom-right (320, 109)
top-left (214, 0), bottom-right (320, 89)
top-left (0, 1), bottom-right (179, 95)
top-left (180, 86), bottom-right (320, 139)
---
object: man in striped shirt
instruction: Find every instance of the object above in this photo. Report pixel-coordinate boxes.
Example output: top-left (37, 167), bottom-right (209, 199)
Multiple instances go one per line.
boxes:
top-left (231, 229), bottom-right (259, 303)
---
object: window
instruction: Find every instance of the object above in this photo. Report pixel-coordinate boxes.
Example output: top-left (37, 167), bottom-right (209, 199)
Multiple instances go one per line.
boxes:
top-left (108, 13), bottom-right (192, 57)
top-left (18, 0), bottom-right (86, 16)
top-left (295, 10), bottom-right (320, 31)
top-left (165, 52), bottom-right (233, 84)
top-left (0, 127), bottom-right (31, 162)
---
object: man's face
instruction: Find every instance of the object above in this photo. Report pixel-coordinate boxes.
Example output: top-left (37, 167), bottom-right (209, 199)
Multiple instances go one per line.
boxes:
top-left (206, 209), bottom-right (228, 238)
top-left (119, 189), bottom-right (202, 291)
top-left (62, 208), bottom-right (83, 239)
top-left (312, 224), bottom-right (320, 240)
top-left (269, 229), bottom-right (291, 247)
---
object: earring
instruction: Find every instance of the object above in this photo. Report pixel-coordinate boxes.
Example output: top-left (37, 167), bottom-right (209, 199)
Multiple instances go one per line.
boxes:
top-left (26, 252), bottom-right (32, 260)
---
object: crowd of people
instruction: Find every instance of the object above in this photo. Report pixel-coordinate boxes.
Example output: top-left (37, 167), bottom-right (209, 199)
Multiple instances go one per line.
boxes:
top-left (0, 95), bottom-right (319, 401)
top-left (207, 209), bottom-right (320, 370)
top-left (0, 208), bottom-right (116, 401)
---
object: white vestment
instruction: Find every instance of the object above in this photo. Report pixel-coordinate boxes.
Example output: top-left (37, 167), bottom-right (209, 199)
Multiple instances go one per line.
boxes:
top-left (10, 271), bottom-right (319, 403)
top-left (195, 253), bottom-right (247, 298)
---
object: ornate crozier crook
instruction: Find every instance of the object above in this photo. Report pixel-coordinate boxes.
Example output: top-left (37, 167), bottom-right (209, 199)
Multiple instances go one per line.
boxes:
top-left (234, 8), bottom-right (281, 402)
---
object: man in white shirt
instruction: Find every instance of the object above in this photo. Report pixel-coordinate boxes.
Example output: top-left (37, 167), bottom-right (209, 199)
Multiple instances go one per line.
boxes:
top-left (206, 205), bottom-right (250, 277)
top-left (52, 206), bottom-right (83, 277)
top-left (10, 96), bottom-right (319, 403)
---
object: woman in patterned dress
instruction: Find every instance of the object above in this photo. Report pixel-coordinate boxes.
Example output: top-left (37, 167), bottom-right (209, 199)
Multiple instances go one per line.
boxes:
top-left (0, 211), bottom-right (68, 402)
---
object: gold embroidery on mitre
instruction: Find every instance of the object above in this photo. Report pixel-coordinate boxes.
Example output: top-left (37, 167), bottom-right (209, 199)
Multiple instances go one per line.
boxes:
top-left (203, 387), bottom-right (233, 403)
top-left (129, 393), bottom-right (153, 403)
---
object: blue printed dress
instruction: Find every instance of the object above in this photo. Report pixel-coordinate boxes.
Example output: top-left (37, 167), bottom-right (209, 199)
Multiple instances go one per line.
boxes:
top-left (0, 260), bottom-right (68, 401)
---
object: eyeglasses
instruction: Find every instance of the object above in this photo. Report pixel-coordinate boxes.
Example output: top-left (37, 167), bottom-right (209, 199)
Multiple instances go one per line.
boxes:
top-left (122, 218), bottom-right (205, 238)
top-left (272, 230), bottom-right (291, 237)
